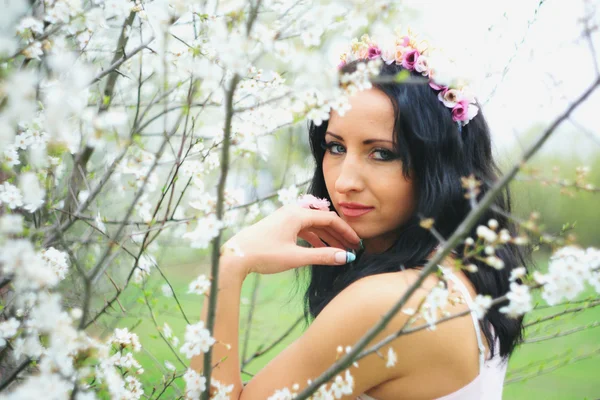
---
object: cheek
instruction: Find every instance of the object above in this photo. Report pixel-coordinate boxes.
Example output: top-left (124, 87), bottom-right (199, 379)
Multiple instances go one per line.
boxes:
top-left (379, 179), bottom-right (417, 219)
top-left (322, 158), bottom-right (336, 190)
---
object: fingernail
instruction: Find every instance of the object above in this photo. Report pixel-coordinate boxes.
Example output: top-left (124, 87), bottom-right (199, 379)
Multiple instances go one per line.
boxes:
top-left (346, 251), bottom-right (356, 263)
top-left (335, 251), bottom-right (355, 264)
top-left (358, 239), bottom-right (364, 250)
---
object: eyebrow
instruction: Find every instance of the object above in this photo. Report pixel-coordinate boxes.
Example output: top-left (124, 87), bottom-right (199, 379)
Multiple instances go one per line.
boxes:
top-left (325, 131), bottom-right (394, 145)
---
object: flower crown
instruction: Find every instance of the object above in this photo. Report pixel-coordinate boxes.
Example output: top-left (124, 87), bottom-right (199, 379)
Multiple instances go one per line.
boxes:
top-left (337, 30), bottom-right (479, 128)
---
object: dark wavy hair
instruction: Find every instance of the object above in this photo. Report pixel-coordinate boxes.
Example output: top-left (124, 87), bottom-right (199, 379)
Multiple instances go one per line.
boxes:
top-left (296, 60), bottom-right (533, 360)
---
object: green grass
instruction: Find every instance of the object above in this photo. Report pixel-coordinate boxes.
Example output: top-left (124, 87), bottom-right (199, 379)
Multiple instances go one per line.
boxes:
top-left (503, 288), bottom-right (600, 399)
top-left (95, 252), bottom-right (600, 399)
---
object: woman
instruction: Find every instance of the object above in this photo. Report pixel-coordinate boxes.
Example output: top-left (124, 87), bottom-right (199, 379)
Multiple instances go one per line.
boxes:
top-left (191, 32), bottom-right (531, 399)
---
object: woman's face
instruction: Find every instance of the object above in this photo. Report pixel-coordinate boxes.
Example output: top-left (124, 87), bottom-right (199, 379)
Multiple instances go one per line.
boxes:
top-left (323, 88), bottom-right (417, 253)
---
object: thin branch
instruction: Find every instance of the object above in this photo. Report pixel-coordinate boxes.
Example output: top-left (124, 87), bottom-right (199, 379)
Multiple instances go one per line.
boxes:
top-left (90, 36), bottom-right (155, 85)
top-left (242, 315), bottom-right (304, 368)
top-left (0, 358), bottom-right (32, 391)
top-left (523, 299), bottom-right (600, 328)
top-left (201, 72), bottom-right (241, 399)
top-left (523, 321), bottom-right (600, 344)
top-left (505, 347), bottom-right (600, 384)
top-left (241, 274), bottom-right (261, 363)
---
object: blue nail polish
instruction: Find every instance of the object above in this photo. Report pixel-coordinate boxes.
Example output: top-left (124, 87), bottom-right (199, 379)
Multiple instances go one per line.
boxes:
top-left (346, 251), bottom-right (356, 263)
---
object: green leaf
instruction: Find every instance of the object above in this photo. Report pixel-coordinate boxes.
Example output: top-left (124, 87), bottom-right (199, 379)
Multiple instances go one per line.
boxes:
top-left (394, 70), bottom-right (410, 83)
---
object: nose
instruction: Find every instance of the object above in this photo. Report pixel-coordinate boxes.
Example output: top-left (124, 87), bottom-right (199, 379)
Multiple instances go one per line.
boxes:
top-left (334, 154), bottom-right (366, 194)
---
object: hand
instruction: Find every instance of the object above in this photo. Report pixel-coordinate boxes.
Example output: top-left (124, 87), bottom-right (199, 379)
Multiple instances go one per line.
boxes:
top-left (221, 204), bottom-right (361, 276)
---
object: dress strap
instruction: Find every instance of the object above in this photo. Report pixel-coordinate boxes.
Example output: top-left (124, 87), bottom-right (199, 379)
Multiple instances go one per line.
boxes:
top-left (437, 265), bottom-right (486, 373)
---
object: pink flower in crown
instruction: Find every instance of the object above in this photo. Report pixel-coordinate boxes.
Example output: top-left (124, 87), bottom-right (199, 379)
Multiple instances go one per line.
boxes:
top-left (338, 60), bottom-right (347, 69)
top-left (451, 100), bottom-right (470, 122)
top-left (400, 36), bottom-right (411, 47)
top-left (367, 46), bottom-right (382, 60)
top-left (429, 81), bottom-right (447, 91)
top-left (297, 194), bottom-right (331, 211)
top-left (401, 49), bottom-right (420, 70)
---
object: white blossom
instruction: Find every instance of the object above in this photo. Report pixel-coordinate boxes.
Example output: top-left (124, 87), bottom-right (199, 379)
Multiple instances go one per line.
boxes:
top-left (301, 27), bottom-right (324, 47)
top-left (95, 212), bottom-right (106, 234)
top-left (164, 360), bottom-right (176, 371)
top-left (40, 247), bottom-right (69, 281)
top-left (188, 274), bottom-right (211, 295)
top-left (161, 284), bottom-right (174, 297)
top-left (183, 214), bottom-right (224, 249)
top-left (330, 369), bottom-right (354, 398)
top-left (472, 295), bottom-right (493, 319)
top-left (0, 371), bottom-right (72, 399)
top-left (386, 347), bottom-right (397, 368)
top-left (476, 225), bottom-right (497, 243)
top-left (499, 283), bottom-right (532, 318)
top-left (19, 172), bottom-right (45, 212)
top-left (0, 318), bottom-right (20, 347)
top-left (110, 328), bottom-right (142, 352)
top-left (277, 184), bottom-right (299, 205)
top-left (162, 322), bottom-right (173, 339)
top-left (498, 229), bottom-right (512, 243)
top-left (534, 246), bottom-right (598, 305)
top-left (421, 285), bottom-right (449, 329)
top-left (211, 379), bottom-right (235, 400)
top-left (179, 321), bottom-right (216, 358)
top-left (22, 41), bottom-right (43, 60)
top-left (16, 17), bottom-right (44, 36)
top-left (509, 267), bottom-right (527, 282)
top-left (268, 387), bottom-right (295, 400)
top-left (110, 352), bottom-right (142, 371)
top-left (0, 214), bottom-right (23, 234)
top-left (3, 146), bottom-right (20, 167)
top-left (183, 368), bottom-right (207, 399)
top-left (0, 182), bottom-right (24, 209)
top-left (484, 256), bottom-right (505, 270)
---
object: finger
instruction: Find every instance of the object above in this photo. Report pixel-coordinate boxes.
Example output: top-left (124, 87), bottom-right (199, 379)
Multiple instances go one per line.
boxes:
top-left (310, 224), bottom-right (359, 250)
top-left (311, 227), bottom-right (348, 250)
top-left (298, 207), bottom-right (361, 245)
top-left (315, 226), bottom-right (360, 250)
top-left (294, 246), bottom-right (356, 266)
top-left (298, 231), bottom-right (326, 248)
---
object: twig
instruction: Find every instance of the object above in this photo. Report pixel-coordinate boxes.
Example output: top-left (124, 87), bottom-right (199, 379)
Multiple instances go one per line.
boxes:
top-left (523, 299), bottom-right (600, 328)
top-left (201, 72), bottom-right (241, 399)
top-left (242, 315), bottom-right (304, 368)
top-left (90, 36), bottom-right (155, 85)
top-left (241, 274), bottom-right (262, 363)
top-left (523, 321), bottom-right (600, 344)
top-left (505, 347), bottom-right (600, 384)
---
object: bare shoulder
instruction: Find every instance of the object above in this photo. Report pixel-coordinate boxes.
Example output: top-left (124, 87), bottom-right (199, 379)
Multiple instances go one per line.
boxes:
top-left (329, 269), bottom-right (478, 375)
top-left (321, 268), bottom-right (446, 356)
top-left (339, 269), bottom-right (441, 306)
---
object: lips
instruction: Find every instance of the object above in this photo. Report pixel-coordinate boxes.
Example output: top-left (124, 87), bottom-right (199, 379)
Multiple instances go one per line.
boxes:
top-left (339, 203), bottom-right (374, 218)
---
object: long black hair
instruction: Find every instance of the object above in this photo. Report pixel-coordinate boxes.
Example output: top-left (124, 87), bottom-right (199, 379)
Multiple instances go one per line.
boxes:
top-left (297, 60), bottom-right (533, 359)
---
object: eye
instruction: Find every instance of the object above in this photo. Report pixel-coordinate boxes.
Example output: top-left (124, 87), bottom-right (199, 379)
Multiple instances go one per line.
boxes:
top-left (371, 148), bottom-right (397, 161)
top-left (322, 141), bottom-right (345, 155)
